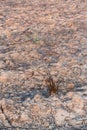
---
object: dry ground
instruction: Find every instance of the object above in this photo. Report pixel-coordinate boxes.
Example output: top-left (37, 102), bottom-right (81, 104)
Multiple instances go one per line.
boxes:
top-left (0, 0), bottom-right (87, 129)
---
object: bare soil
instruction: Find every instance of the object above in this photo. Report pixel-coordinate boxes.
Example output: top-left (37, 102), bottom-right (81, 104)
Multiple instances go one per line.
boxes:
top-left (0, 0), bottom-right (87, 129)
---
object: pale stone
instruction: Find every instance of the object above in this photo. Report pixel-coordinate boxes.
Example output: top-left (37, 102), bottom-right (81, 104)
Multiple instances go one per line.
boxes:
top-left (72, 95), bottom-right (84, 113)
top-left (10, 52), bottom-right (20, 60)
top-left (66, 92), bottom-right (74, 98)
top-left (67, 83), bottom-right (74, 89)
top-left (50, 96), bottom-right (62, 107)
top-left (39, 106), bottom-right (51, 117)
top-left (33, 94), bottom-right (43, 102)
top-left (0, 61), bottom-right (5, 69)
top-left (54, 109), bottom-right (69, 126)
top-left (20, 112), bottom-right (30, 122)
top-left (0, 73), bottom-right (8, 83)
top-left (67, 95), bottom-right (84, 114)
top-left (0, 110), bottom-right (6, 122)
top-left (70, 118), bottom-right (84, 126)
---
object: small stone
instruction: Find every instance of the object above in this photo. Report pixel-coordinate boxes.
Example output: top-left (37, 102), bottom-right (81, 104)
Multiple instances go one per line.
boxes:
top-left (33, 94), bottom-right (42, 102)
top-left (21, 107), bottom-right (25, 111)
top-left (66, 92), bottom-right (74, 98)
top-left (10, 52), bottom-right (20, 60)
top-left (70, 118), bottom-right (84, 126)
top-left (0, 61), bottom-right (5, 69)
top-left (54, 109), bottom-right (69, 126)
top-left (67, 83), bottom-right (74, 89)
top-left (20, 112), bottom-right (30, 122)
top-left (66, 95), bottom-right (84, 114)
top-left (43, 122), bottom-right (49, 127)
top-left (50, 96), bottom-right (62, 107)
top-left (72, 95), bottom-right (84, 114)
top-left (0, 73), bottom-right (8, 83)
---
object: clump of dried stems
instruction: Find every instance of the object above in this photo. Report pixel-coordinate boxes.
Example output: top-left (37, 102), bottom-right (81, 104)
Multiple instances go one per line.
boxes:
top-left (45, 71), bottom-right (63, 95)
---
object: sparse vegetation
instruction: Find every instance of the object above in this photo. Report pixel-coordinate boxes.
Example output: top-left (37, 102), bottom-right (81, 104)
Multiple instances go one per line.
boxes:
top-left (0, 0), bottom-right (87, 129)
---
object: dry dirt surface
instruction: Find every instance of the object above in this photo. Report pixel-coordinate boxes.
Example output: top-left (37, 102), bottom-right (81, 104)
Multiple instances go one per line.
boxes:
top-left (0, 0), bottom-right (87, 129)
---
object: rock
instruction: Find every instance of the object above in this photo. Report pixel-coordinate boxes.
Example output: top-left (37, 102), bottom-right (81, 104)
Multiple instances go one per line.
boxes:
top-left (50, 96), bottom-right (62, 108)
top-left (67, 83), bottom-right (74, 89)
top-left (66, 95), bottom-right (84, 114)
top-left (0, 61), bottom-right (5, 69)
top-left (33, 94), bottom-right (43, 102)
top-left (10, 52), bottom-right (20, 60)
top-left (30, 104), bottom-right (51, 118)
top-left (70, 118), bottom-right (85, 127)
top-left (20, 112), bottom-right (31, 123)
top-left (0, 72), bottom-right (9, 83)
top-left (72, 95), bottom-right (84, 114)
top-left (66, 92), bottom-right (74, 98)
top-left (54, 109), bottom-right (69, 126)
top-left (0, 99), bottom-right (15, 126)
top-left (0, 109), bottom-right (10, 127)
